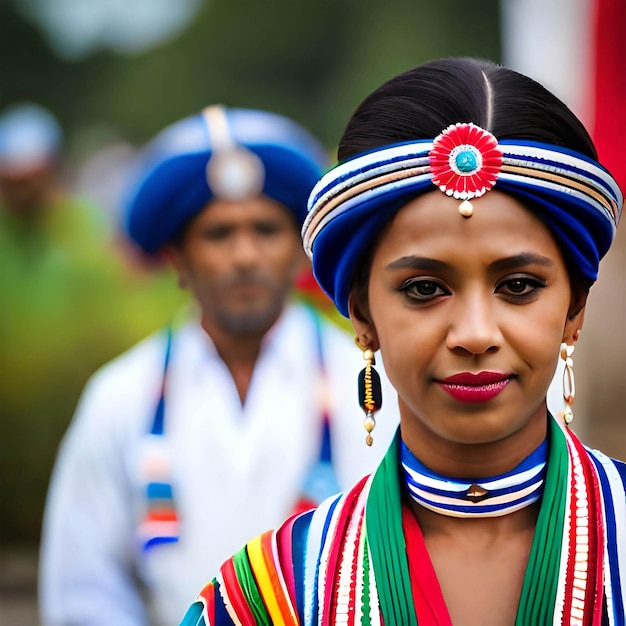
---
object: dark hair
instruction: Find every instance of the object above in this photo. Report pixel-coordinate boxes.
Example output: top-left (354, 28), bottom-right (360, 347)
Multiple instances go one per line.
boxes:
top-left (341, 57), bottom-right (594, 309)
top-left (339, 57), bottom-right (596, 161)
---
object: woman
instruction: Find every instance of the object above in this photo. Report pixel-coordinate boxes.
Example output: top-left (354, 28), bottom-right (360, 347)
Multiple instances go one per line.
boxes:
top-left (181, 58), bottom-right (626, 625)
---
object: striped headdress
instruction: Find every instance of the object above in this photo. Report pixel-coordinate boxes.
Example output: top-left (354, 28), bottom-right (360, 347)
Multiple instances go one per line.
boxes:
top-left (302, 123), bottom-right (623, 316)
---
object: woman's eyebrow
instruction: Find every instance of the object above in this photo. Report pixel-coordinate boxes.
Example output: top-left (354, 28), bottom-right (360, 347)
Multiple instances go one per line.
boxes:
top-left (385, 252), bottom-right (555, 273)
top-left (490, 253), bottom-right (555, 272)
top-left (385, 256), bottom-right (450, 272)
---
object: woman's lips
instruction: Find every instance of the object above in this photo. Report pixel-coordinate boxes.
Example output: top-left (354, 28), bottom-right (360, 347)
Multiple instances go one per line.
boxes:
top-left (436, 371), bottom-right (513, 403)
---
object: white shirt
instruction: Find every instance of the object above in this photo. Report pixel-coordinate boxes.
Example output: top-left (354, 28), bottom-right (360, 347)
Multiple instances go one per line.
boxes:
top-left (39, 303), bottom-right (399, 625)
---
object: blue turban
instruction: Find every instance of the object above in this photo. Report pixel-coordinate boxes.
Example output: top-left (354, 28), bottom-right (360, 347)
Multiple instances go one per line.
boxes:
top-left (124, 107), bottom-right (328, 254)
top-left (303, 125), bottom-right (624, 317)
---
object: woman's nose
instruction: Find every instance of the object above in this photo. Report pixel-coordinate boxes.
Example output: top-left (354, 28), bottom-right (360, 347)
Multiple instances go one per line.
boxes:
top-left (445, 291), bottom-right (503, 355)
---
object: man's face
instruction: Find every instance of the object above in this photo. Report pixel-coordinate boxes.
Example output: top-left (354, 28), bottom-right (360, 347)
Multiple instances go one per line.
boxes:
top-left (168, 196), bottom-right (306, 335)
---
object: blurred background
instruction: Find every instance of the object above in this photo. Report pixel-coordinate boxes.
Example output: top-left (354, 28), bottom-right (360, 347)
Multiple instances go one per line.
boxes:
top-left (0, 0), bottom-right (624, 623)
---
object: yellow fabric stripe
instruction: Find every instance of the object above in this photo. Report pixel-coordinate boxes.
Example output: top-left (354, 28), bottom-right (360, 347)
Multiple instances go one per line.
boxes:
top-left (246, 533), bottom-right (289, 625)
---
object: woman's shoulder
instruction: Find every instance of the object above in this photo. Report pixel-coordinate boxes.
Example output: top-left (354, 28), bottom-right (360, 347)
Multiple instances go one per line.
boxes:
top-left (586, 446), bottom-right (626, 472)
top-left (584, 447), bottom-right (626, 499)
top-left (180, 476), bottom-right (373, 625)
top-left (611, 457), bottom-right (626, 484)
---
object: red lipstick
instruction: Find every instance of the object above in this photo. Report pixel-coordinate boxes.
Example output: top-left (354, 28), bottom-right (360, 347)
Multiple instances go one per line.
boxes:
top-left (437, 371), bottom-right (512, 403)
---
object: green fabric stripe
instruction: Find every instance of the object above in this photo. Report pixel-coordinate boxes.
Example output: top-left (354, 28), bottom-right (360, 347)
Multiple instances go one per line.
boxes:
top-left (365, 431), bottom-right (418, 625)
top-left (366, 418), bottom-right (568, 626)
top-left (232, 546), bottom-right (271, 624)
top-left (360, 535), bottom-right (371, 626)
top-left (515, 417), bottom-right (568, 625)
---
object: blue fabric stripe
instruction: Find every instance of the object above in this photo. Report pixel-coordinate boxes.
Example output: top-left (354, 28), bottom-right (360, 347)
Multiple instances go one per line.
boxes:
top-left (498, 138), bottom-right (620, 179)
top-left (401, 439), bottom-right (548, 513)
top-left (213, 579), bottom-right (231, 625)
top-left (312, 495), bottom-right (340, 626)
top-left (589, 454), bottom-right (624, 624)
top-left (404, 468), bottom-right (545, 499)
top-left (146, 481), bottom-right (174, 500)
top-left (311, 142), bottom-right (430, 202)
top-left (408, 486), bottom-right (542, 515)
top-left (501, 152), bottom-right (616, 196)
top-left (179, 599), bottom-right (208, 626)
top-left (143, 535), bottom-right (178, 550)
top-left (401, 438), bottom-right (548, 479)
top-left (150, 327), bottom-right (173, 436)
top-left (291, 510), bottom-right (314, 625)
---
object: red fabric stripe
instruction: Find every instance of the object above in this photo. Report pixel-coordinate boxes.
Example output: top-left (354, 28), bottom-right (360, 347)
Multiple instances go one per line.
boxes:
top-left (276, 514), bottom-right (298, 609)
top-left (324, 475), bottom-right (369, 626)
top-left (345, 507), bottom-right (365, 626)
top-left (198, 582), bottom-right (216, 624)
top-left (567, 432), bottom-right (605, 626)
top-left (145, 509), bottom-right (178, 522)
top-left (290, 498), bottom-right (317, 516)
top-left (592, 0), bottom-right (626, 191)
top-left (402, 505), bottom-right (452, 626)
top-left (561, 443), bottom-right (579, 625)
top-left (220, 558), bottom-right (256, 624)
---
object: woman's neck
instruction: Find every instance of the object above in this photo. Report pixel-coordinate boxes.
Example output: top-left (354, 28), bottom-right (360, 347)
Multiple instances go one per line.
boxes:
top-left (409, 496), bottom-right (541, 538)
top-left (399, 408), bottom-right (549, 478)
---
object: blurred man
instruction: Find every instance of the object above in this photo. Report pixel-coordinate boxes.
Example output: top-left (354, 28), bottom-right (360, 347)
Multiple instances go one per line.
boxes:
top-left (39, 106), bottom-right (399, 625)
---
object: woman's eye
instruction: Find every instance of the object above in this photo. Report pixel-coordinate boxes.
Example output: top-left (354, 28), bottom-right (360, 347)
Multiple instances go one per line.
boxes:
top-left (400, 279), bottom-right (448, 300)
top-left (498, 277), bottom-right (545, 297)
top-left (506, 279), bottom-right (530, 294)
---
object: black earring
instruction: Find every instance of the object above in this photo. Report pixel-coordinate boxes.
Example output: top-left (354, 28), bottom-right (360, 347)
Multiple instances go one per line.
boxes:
top-left (355, 338), bottom-right (383, 446)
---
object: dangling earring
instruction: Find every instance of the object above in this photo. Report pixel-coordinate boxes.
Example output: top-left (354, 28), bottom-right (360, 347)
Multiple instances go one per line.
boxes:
top-left (355, 338), bottom-right (383, 446)
top-left (560, 342), bottom-right (576, 425)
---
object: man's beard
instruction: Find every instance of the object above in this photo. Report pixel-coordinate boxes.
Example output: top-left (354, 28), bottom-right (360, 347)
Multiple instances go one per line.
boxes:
top-left (207, 272), bottom-right (293, 335)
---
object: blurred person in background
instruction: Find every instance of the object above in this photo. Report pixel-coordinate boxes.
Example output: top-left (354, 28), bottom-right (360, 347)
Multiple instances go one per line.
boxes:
top-left (0, 103), bottom-right (62, 218)
top-left (38, 106), bottom-right (400, 626)
top-left (0, 102), bottom-right (105, 261)
top-left (0, 103), bottom-right (183, 554)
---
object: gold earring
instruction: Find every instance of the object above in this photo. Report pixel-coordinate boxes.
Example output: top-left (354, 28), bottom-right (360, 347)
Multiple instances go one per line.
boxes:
top-left (355, 338), bottom-right (382, 446)
top-left (560, 342), bottom-right (575, 426)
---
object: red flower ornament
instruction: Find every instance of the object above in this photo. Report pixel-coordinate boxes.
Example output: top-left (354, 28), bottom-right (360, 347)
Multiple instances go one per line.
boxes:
top-left (429, 123), bottom-right (503, 202)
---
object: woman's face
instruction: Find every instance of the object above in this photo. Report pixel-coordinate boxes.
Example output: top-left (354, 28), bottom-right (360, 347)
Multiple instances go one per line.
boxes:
top-left (350, 190), bottom-right (584, 474)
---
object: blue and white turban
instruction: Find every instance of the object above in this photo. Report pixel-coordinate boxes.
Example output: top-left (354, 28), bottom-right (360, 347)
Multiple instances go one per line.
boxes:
top-left (303, 123), bottom-right (624, 317)
top-left (125, 107), bottom-right (328, 254)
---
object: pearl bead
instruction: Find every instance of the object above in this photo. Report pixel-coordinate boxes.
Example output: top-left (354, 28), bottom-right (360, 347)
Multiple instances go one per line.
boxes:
top-left (459, 200), bottom-right (473, 217)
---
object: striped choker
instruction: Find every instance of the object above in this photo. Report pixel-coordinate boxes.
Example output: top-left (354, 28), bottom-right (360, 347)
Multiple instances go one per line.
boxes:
top-left (401, 439), bottom-right (548, 518)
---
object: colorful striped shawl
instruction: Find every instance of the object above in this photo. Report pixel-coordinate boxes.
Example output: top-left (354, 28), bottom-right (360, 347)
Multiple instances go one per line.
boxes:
top-left (181, 418), bottom-right (626, 625)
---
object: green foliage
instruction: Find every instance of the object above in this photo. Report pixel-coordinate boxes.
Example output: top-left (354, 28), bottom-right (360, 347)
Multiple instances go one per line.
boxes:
top-left (0, 198), bottom-right (186, 543)
top-left (0, 0), bottom-right (501, 152)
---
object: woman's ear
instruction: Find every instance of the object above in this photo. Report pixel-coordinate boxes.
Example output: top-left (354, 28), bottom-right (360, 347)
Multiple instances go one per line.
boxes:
top-left (348, 291), bottom-right (379, 352)
top-left (563, 305), bottom-right (585, 345)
